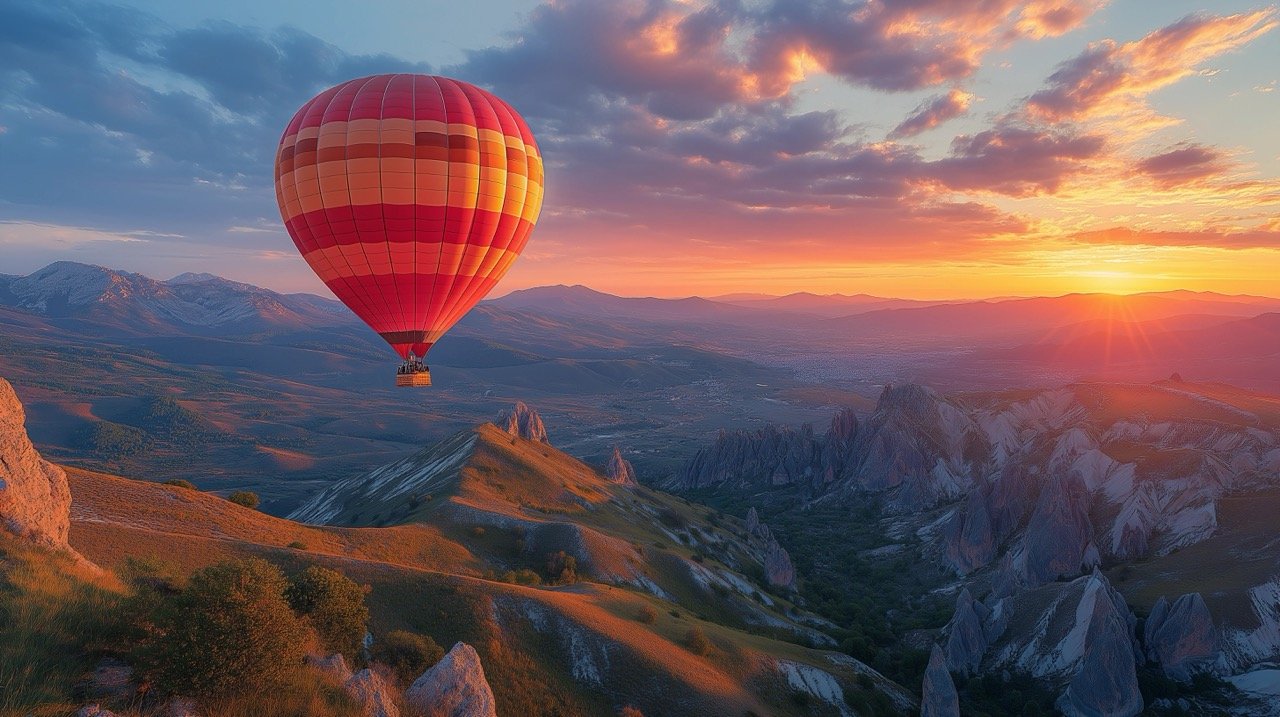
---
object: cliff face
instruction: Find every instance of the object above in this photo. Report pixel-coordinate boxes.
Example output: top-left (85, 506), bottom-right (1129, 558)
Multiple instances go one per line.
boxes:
top-left (0, 377), bottom-right (73, 551)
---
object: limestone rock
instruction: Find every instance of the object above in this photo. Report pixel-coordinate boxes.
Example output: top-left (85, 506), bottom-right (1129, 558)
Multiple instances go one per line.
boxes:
top-left (497, 401), bottom-right (548, 444)
top-left (1144, 593), bottom-right (1218, 681)
top-left (345, 668), bottom-right (400, 717)
top-left (605, 446), bottom-right (637, 486)
top-left (1056, 574), bottom-right (1144, 717)
top-left (405, 642), bottom-right (497, 717)
top-left (944, 588), bottom-right (990, 675)
top-left (920, 644), bottom-right (960, 717)
top-left (1023, 472), bottom-right (1096, 585)
top-left (0, 377), bottom-right (74, 551)
top-left (764, 539), bottom-right (796, 589)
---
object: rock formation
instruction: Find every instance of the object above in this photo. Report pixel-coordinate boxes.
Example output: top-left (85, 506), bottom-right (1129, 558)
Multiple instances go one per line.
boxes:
top-left (1057, 573), bottom-right (1144, 716)
top-left (920, 644), bottom-right (960, 717)
top-left (605, 446), bottom-right (637, 486)
top-left (764, 539), bottom-right (796, 589)
top-left (0, 377), bottom-right (74, 551)
top-left (1144, 593), bottom-right (1218, 681)
top-left (345, 668), bottom-right (399, 717)
top-left (405, 642), bottom-right (498, 717)
top-left (76, 706), bottom-right (118, 717)
top-left (1022, 471), bottom-right (1097, 585)
top-left (745, 506), bottom-right (761, 536)
top-left (943, 588), bottom-right (990, 675)
top-left (497, 401), bottom-right (548, 444)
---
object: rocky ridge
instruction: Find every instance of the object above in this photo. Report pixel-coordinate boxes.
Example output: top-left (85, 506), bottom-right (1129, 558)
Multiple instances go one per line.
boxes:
top-left (497, 401), bottom-right (549, 444)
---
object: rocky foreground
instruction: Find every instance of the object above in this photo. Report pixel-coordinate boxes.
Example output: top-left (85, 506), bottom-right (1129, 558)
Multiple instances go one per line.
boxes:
top-left (673, 380), bottom-right (1280, 714)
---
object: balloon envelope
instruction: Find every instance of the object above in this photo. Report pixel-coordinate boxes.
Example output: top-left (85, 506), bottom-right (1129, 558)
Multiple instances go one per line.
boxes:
top-left (274, 74), bottom-right (543, 360)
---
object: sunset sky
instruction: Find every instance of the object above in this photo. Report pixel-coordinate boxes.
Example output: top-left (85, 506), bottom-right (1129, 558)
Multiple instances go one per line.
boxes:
top-left (2, 0), bottom-right (1278, 299)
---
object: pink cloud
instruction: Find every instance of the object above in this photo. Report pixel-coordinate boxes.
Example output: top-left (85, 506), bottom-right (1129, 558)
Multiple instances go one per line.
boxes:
top-left (1135, 143), bottom-right (1232, 188)
top-left (889, 89), bottom-right (974, 139)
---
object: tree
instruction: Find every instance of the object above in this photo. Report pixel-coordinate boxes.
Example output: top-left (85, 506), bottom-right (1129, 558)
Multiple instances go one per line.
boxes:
top-left (228, 491), bottom-right (260, 509)
top-left (135, 558), bottom-right (307, 697)
top-left (163, 479), bottom-right (197, 490)
top-left (370, 630), bottom-right (445, 686)
top-left (286, 565), bottom-right (369, 660)
top-left (545, 551), bottom-right (578, 584)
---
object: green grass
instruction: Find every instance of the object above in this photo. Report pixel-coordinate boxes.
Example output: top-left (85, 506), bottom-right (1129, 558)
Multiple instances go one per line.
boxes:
top-left (0, 536), bottom-right (122, 716)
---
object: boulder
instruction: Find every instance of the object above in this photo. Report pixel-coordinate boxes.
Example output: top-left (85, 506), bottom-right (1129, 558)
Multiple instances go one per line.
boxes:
top-left (405, 642), bottom-right (497, 717)
top-left (0, 377), bottom-right (75, 552)
top-left (920, 644), bottom-right (960, 717)
top-left (497, 401), bottom-right (548, 444)
top-left (605, 446), bottom-right (637, 486)
top-left (1143, 593), bottom-right (1218, 681)
top-left (345, 668), bottom-right (400, 717)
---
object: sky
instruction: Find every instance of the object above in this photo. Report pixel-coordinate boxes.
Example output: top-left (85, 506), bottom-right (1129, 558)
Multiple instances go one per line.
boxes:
top-left (1, 0), bottom-right (1278, 299)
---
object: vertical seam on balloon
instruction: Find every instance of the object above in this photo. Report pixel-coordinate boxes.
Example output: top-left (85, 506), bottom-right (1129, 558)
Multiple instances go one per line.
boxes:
top-left (344, 75), bottom-right (396, 331)
top-left (310, 84), bottom-right (377, 323)
top-left (416, 74), bottom-right (451, 351)
top-left (298, 87), bottom-right (378, 323)
top-left (425, 77), bottom-right (481, 342)
top-left (436, 88), bottom-right (520, 335)
top-left (377, 74), bottom-right (408, 342)
top-left (409, 74), bottom-right (419, 351)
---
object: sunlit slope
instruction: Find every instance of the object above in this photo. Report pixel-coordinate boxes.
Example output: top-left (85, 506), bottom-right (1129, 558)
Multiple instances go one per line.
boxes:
top-left (65, 461), bottom-right (915, 715)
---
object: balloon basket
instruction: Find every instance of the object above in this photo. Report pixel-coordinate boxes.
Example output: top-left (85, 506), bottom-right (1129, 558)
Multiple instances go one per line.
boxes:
top-left (395, 368), bottom-right (432, 387)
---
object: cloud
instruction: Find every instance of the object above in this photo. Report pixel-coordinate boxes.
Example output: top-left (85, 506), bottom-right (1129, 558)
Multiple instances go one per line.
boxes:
top-left (1067, 226), bottom-right (1280, 250)
top-left (1025, 10), bottom-right (1276, 125)
top-left (889, 89), bottom-right (973, 139)
top-left (1135, 143), bottom-right (1231, 188)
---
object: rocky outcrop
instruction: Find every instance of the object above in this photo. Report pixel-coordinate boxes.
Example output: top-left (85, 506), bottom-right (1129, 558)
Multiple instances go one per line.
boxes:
top-left (1057, 574), bottom-right (1143, 717)
top-left (943, 588), bottom-right (990, 675)
top-left (1022, 472), bottom-right (1097, 585)
top-left (605, 447), bottom-right (637, 486)
top-left (76, 706), bottom-right (118, 717)
top-left (0, 377), bottom-right (74, 551)
top-left (764, 539), bottom-right (795, 589)
top-left (745, 506), bottom-right (761, 536)
top-left (988, 570), bottom-right (1141, 717)
top-left (920, 644), bottom-right (960, 717)
top-left (345, 668), bottom-right (400, 717)
top-left (942, 486), bottom-right (996, 575)
top-left (1144, 593), bottom-right (1218, 681)
top-left (676, 423), bottom-right (821, 491)
top-left (405, 642), bottom-right (497, 717)
top-left (497, 401), bottom-right (548, 444)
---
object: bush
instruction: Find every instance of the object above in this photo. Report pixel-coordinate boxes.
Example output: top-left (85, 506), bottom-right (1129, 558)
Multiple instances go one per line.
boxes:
top-left (544, 551), bottom-right (578, 584)
top-left (286, 566), bottom-right (369, 661)
top-left (635, 605), bottom-right (658, 624)
top-left (287, 541), bottom-right (308, 550)
top-left (370, 630), bottom-right (445, 686)
top-left (162, 479), bottom-right (197, 490)
top-left (228, 491), bottom-right (260, 509)
top-left (684, 626), bottom-right (712, 656)
top-left (133, 558), bottom-right (307, 697)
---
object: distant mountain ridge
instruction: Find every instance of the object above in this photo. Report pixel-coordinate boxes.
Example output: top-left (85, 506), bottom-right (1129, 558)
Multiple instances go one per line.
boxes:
top-left (0, 262), bottom-right (353, 336)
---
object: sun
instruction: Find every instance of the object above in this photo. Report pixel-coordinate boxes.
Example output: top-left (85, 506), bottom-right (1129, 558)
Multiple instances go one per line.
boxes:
top-left (1076, 270), bottom-right (1146, 295)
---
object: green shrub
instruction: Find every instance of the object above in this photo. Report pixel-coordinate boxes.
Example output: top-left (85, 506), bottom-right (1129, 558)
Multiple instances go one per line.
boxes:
top-left (684, 626), bottom-right (711, 656)
top-left (133, 558), bottom-right (307, 697)
top-left (635, 605), bottom-right (658, 624)
top-left (163, 479), bottom-right (197, 490)
top-left (286, 566), bottom-right (369, 661)
top-left (369, 630), bottom-right (444, 686)
top-left (287, 541), bottom-right (308, 550)
top-left (228, 491), bottom-right (260, 509)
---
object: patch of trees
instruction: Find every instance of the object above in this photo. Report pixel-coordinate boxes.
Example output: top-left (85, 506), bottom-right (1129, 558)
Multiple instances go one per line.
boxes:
top-left (75, 420), bottom-right (149, 458)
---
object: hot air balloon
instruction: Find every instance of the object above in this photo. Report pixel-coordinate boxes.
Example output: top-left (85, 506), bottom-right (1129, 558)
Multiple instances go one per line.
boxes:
top-left (274, 74), bottom-right (544, 387)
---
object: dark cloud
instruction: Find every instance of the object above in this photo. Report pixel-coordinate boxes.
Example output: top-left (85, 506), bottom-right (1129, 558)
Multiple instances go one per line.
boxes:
top-left (1135, 143), bottom-right (1230, 188)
